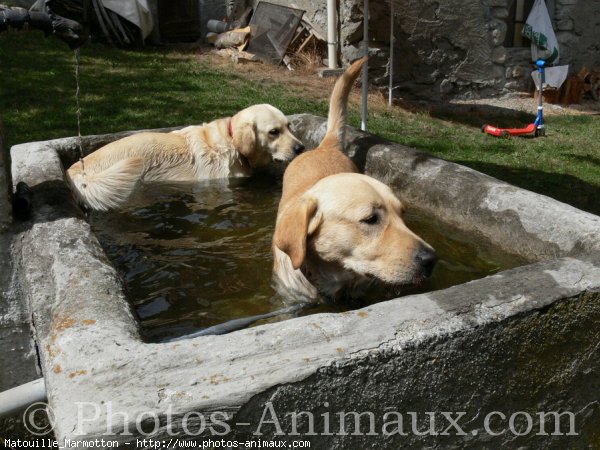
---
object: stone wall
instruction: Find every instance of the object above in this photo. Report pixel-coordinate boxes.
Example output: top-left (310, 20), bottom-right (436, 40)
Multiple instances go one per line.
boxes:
top-left (555, 0), bottom-right (600, 72)
top-left (246, 0), bottom-right (600, 99)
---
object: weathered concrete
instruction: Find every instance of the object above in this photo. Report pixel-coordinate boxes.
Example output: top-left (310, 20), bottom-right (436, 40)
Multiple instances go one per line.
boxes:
top-left (7, 115), bottom-right (600, 447)
top-left (1, 123), bottom-right (38, 394)
top-left (0, 228), bottom-right (39, 393)
top-left (0, 122), bottom-right (40, 438)
top-left (0, 121), bottom-right (12, 230)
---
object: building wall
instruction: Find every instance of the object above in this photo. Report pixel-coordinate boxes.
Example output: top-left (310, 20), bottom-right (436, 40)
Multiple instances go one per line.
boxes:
top-left (555, 0), bottom-right (600, 72)
top-left (391, 0), bottom-right (499, 98)
top-left (246, 0), bottom-right (600, 99)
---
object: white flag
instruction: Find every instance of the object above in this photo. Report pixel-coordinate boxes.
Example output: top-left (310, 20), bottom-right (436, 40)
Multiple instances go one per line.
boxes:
top-left (531, 65), bottom-right (569, 89)
top-left (522, 0), bottom-right (559, 64)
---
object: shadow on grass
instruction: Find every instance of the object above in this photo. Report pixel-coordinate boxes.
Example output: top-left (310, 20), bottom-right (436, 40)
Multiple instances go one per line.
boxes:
top-left (564, 153), bottom-right (600, 168)
top-left (413, 101), bottom-right (536, 130)
top-left (1, 34), bottom-right (328, 148)
top-left (454, 160), bottom-right (600, 216)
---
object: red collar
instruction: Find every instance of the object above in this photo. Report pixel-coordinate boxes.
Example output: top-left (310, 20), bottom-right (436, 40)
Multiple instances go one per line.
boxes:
top-left (228, 119), bottom-right (233, 137)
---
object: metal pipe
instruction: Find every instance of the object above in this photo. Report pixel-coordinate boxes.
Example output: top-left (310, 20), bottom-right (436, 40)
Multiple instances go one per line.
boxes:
top-left (166, 303), bottom-right (316, 342)
top-left (388, 0), bottom-right (394, 107)
top-left (0, 7), bottom-right (52, 34)
top-left (327, 0), bottom-right (338, 69)
top-left (0, 5), bottom-right (86, 49)
top-left (206, 19), bottom-right (231, 33)
top-left (361, 0), bottom-right (369, 131)
top-left (0, 378), bottom-right (47, 418)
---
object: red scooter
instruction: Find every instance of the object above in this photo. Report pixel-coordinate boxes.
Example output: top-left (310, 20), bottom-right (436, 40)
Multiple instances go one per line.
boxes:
top-left (482, 59), bottom-right (546, 138)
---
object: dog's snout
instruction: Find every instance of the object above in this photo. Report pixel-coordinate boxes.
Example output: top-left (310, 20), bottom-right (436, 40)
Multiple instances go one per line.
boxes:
top-left (293, 143), bottom-right (305, 155)
top-left (416, 245), bottom-right (438, 278)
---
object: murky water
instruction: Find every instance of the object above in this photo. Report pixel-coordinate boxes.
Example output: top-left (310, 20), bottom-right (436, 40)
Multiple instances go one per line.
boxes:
top-left (90, 176), bottom-right (526, 342)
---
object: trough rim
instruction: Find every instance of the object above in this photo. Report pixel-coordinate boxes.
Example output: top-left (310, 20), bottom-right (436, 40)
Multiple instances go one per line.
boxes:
top-left (9, 114), bottom-right (600, 443)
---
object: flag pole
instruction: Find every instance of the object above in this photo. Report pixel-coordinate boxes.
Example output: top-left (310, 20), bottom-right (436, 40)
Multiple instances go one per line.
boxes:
top-left (388, 0), bottom-right (394, 107)
top-left (361, 0), bottom-right (369, 131)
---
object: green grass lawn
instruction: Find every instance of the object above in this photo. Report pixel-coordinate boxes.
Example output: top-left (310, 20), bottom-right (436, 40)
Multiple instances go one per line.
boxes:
top-left (1, 33), bottom-right (598, 214)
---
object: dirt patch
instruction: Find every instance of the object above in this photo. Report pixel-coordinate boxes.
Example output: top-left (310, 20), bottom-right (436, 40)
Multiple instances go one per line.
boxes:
top-left (187, 48), bottom-right (396, 112)
top-left (202, 48), bottom-right (337, 99)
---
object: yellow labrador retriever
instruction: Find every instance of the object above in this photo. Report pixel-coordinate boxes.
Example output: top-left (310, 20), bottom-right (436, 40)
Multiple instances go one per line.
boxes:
top-left (67, 104), bottom-right (304, 211)
top-left (273, 58), bottom-right (437, 302)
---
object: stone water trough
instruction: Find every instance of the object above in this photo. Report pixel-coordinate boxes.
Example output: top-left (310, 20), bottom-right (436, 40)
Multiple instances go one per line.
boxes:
top-left (4, 115), bottom-right (600, 448)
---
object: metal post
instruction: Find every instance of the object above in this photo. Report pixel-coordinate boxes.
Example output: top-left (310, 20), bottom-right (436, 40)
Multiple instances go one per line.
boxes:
top-left (535, 59), bottom-right (545, 136)
top-left (388, 0), bottom-right (394, 107)
top-left (327, 0), bottom-right (338, 69)
top-left (361, 0), bottom-right (369, 131)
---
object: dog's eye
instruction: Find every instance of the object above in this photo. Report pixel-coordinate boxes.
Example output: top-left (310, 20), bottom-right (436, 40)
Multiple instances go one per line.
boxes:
top-left (269, 128), bottom-right (280, 136)
top-left (360, 213), bottom-right (379, 225)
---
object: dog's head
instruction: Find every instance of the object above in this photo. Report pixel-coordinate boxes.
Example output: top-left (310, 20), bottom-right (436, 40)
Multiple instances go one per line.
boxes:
top-left (274, 173), bottom-right (437, 291)
top-left (231, 104), bottom-right (304, 168)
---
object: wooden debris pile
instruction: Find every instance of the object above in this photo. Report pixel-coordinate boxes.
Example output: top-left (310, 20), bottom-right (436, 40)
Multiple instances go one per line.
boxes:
top-left (558, 67), bottom-right (600, 104)
top-left (285, 18), bottom-right (328, 68)
top-left (578, 67), bottom-right (600, 101)
top-left (209, 2), bottom-right (326, 70)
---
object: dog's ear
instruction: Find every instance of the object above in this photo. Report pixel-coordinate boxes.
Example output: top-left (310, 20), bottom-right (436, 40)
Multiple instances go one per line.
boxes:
top-left (231, 119), bottom-right (256, 159)
top-left (273, 197), bottom-right (320, 270)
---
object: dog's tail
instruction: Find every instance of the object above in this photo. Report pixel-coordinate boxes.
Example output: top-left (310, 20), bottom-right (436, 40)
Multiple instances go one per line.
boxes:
top-left (322, 56), bottom-right (367, 150)
top-left (67, 157), bottom-right (144, 211)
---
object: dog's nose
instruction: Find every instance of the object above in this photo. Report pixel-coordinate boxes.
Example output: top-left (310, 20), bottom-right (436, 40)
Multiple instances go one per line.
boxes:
top-left (415, 245), bottom-right (438, 278)
top-left (293, 143), bottom-right (305, 155)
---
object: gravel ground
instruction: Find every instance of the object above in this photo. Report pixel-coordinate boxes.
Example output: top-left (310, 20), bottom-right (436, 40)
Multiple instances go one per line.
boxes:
top-left (451, 92), bottom-right (600, 116)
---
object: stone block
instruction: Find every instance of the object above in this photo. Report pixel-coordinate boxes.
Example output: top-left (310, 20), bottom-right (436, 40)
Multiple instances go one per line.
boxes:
top-left (488, 19), bottom-right (508, 46)
top-left (556, 18), bottom-right (575, 30)
top-left (492, 7), bottom-right (509, 19)
top-left (492, 46), bottom-right (507, 64)
top-left (481, 0), bottom-right (507, 6)
top-left (439, 78), bottom-right (454, 94)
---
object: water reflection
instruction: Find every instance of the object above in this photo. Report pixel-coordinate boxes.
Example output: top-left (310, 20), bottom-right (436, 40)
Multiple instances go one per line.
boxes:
top-left (91, 176), bottom-right (525, 342)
